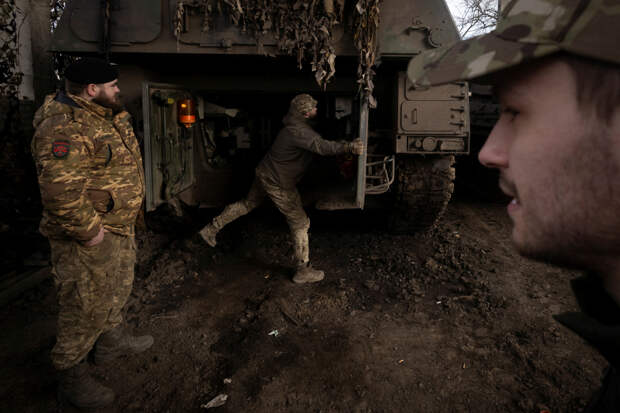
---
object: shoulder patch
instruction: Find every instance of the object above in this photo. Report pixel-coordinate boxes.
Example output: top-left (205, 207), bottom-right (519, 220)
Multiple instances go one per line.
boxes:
top-left (52, 140), bottom-right (71, 158)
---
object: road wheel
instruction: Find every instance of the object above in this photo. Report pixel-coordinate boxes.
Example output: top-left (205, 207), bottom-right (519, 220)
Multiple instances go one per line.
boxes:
top-left (389, 155), bottom-right (455, 233)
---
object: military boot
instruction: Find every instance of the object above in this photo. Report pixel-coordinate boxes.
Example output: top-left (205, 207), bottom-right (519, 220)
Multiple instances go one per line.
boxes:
top-left (292, 263), bottom-right (325, 284)
top-left (58, 360), bottom-right (115, 409)
top-left (199, 223), bottom-right (218, 247)
top-left (94, 325), bottom-right (154, 365)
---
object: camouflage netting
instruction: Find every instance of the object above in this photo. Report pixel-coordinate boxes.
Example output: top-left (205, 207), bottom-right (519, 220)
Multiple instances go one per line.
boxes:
top-left (175, 0), bottom-right (380, 104)
top-left (51, 0), bottom-right (66, 32)
top-left (1, 0), bottom-right (23, 160)
top-left (0, 0), bottom-right (22, 99)
top-left (353, 0), bottom-right (379, 107)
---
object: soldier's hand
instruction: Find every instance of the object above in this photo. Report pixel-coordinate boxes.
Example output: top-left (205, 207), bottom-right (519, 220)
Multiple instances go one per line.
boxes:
top-left (84, 227), bottom-right (107, 247)
top-left (349, 138), bottom-right (365, 155)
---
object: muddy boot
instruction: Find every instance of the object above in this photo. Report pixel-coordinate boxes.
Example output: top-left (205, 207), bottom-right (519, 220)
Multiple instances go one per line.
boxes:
top-left (292, 263), bottom-right (325, 284)
top-left (94, 325), bottom-right (154, 365)
top-left (58, 361), bottom-right (115, 409)
top-left (199, 223), bottom-right (218, 247)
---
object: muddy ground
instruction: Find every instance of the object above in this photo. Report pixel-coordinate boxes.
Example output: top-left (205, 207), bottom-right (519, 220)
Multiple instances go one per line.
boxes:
top-left (0, 193), bottom-right (606, 413)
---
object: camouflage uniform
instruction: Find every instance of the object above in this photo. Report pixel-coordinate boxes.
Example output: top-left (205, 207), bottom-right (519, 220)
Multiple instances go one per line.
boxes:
top-left (205, 94), bottom-right (355, 267)
top-left (32, 92), bottom-right (145, 370)
top-left (407, 1), bottom-right (620, 411)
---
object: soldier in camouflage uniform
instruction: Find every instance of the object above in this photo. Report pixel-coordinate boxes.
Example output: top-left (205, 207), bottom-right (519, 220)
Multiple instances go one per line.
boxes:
top-left (31, 58), bottom-right (153, 410)
top-left (200, 94), bottom-right (364, 283)
top-left (409, 0), bottom-right (620, 411)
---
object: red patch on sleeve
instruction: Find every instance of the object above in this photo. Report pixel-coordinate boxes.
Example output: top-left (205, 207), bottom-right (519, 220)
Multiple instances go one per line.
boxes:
top-left (52, 141), bottom-right (70, 158)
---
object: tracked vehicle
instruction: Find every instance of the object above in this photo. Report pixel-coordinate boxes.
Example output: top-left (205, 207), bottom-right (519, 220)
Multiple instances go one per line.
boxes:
top-left (50, 0), bottom-right (469, 232)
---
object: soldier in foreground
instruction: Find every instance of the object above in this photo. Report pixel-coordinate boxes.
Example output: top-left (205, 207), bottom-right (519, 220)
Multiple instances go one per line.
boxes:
top-left (31, 58), bottom-right (153, 409)
top-left (409, 0), bottom-right (620, 410)
top-left (200, 94), bottom-right (364, 283)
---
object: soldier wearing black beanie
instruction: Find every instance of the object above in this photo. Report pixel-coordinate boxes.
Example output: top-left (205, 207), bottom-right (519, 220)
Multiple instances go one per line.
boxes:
top-left (31, 56), bottom-right (153, 410)
top-left (60, 57), bottom-right (123, 113)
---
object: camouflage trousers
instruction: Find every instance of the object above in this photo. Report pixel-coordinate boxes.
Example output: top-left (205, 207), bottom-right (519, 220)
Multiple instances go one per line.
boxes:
top-left (48, 232), bottom-right (136, 370)
top-left (212, 172), bottom-right (311, 265)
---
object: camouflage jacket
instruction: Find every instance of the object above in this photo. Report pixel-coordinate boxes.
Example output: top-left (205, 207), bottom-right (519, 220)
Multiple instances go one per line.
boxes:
top-left (31, 92), bottom-right (145, 241)
top-left (256, 110), bottom-right (348, 189)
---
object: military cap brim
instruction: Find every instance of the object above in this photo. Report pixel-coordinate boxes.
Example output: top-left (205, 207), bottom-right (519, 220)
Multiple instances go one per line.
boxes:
top-left (407, 0), bottom-right (620, 88)
top-left (407, 33), bottom-right (559, 87)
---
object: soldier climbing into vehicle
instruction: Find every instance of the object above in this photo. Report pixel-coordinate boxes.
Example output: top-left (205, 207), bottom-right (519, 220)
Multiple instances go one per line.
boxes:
top-left (199, 93), bottom-right (364, 283)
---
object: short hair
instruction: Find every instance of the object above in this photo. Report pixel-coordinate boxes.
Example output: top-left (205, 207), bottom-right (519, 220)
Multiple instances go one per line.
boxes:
top-left (65, 79), bottom-right (88, 96)
top-left (562, 54), bottom-right (620, 124)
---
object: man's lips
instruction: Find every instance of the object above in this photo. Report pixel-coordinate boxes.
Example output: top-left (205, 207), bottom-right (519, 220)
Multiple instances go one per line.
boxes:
top-left (499, 176), bottom-right (520, 209)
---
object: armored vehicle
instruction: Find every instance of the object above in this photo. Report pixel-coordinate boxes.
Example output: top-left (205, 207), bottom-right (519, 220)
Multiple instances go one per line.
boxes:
top-left (50, 0), bottom-right (469, 232)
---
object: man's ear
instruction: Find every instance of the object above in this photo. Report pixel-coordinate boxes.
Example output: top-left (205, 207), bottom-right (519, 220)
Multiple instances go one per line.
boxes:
top-left (85, 83), bottom-right (99, 98)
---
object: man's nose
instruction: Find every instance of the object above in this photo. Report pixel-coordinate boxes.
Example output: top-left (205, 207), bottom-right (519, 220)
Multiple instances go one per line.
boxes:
top-left (478, 124), bottom-right (509, 169)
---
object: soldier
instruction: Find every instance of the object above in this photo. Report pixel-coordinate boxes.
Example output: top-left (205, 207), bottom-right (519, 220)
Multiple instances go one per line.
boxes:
top-left (31, 58), bottom-right (153, 409)
top-left (199, 94), bottom-right (364, 283)
top-left (408, 0), bottom-right (620, 410)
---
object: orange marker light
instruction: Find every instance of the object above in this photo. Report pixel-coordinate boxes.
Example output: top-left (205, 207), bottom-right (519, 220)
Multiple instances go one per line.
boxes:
top-left (178, 98), bottom-right (196, 128)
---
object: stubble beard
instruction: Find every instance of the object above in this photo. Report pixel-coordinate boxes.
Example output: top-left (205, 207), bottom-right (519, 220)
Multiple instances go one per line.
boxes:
top-left (512, 121), bottom-right (620, 274)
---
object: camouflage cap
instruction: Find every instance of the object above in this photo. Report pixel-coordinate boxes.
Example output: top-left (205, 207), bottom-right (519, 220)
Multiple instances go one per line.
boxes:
top-left (408, 0), bottom-right (620, 87)
top-left (290, 94), bottom-right (318, 115)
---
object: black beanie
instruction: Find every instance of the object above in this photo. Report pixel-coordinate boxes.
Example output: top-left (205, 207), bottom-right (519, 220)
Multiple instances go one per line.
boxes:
top-left (64, 58), bottom-right (118, 84)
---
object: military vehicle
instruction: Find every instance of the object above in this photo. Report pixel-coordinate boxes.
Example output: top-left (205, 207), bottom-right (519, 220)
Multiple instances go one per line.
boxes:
top-left (50, 0), bottom-right (469, 232)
